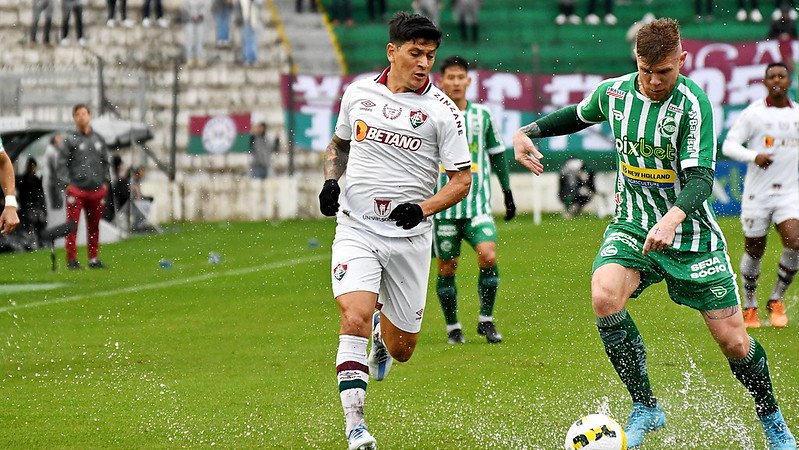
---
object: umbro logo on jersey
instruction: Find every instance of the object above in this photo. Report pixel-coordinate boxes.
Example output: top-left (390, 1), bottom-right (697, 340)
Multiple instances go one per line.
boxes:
top-left (360, 100), bottom-right (376, 110)
top-left (353, 119), bottom-right (422, 151)
top-left (606, 87), bottom-right (626, 99)
top-left (382, 104), bottom-right (402, 120)
top-left (409, 110), bottom-right (428, 129)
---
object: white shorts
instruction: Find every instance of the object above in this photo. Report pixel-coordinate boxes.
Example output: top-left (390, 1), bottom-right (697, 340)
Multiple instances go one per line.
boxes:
top-left (741, 191), bottom-right (799, 237)
top-left (331, 224), bottom-right (432, 333)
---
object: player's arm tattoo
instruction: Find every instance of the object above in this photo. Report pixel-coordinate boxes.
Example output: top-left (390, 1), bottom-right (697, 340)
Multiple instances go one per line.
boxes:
top-left (324, 136), bottom-right (351, 180)
top-left (702, 305), bottom-right (739, 320)
top-left (519, 122), bottom-right (541, 138)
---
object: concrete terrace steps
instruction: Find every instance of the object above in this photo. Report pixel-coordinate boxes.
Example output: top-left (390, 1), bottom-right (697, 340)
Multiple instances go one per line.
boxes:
top-left (1, 0), bottom-right (291, 168)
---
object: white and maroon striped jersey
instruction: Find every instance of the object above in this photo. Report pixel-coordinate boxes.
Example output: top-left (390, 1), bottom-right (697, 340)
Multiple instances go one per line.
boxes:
top-left (723, 98), bottom-right (799, 199)
top-left (334, 67), bottom-right (471, 237)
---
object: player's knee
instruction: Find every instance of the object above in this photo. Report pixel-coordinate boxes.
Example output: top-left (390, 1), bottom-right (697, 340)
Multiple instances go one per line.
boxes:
top-left (784, 238), bottom-right (799, 251)
top-left (719, 334), bottom-right (750, 359)
top-left (591, 283), bottom-right (625, 317)
top-left (339, 311), bottom-right (371, 336)
top-left (438, 259), bottom-right (458, 277)
top-left (477, 251), bottom-right (496, 268)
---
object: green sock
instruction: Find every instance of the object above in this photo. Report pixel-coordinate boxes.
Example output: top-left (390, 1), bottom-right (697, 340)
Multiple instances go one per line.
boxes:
top-left (597, 309), bottom-right (657, 407)
top-left (478, 266), bottom-right (499, 317)
top-left (437, 275), bottom-right (459, 325)
top-left (729, 336), bottom-right (779, 417)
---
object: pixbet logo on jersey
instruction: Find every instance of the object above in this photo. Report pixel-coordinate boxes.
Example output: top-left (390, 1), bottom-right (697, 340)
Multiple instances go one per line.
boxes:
top-left (354, 119), bottom-right (422, 151)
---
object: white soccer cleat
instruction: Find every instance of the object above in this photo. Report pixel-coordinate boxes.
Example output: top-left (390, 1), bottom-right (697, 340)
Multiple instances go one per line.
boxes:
top-left (736, 8), bottom-right (747, 21)
top-left (367, 311), bottom-right (393, 381)
top-left (347, 421), bottom-right (377, 450)
top-left (585, 13), bottom-right (600, 25)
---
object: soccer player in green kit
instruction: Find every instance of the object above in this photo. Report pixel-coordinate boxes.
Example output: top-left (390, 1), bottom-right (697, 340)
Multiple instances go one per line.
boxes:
top-left (513, 18), bottom-right (796, 449)
top-left (433, 55), bottom-right (516, 345)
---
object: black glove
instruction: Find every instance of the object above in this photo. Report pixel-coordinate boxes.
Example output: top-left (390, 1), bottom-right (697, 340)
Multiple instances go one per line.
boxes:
top-left (503, 190), bottom-right (516, 221)
top-left (388, 203), bottom-right (424, 229)
top-left (318, 179), bottom-right (340, 216)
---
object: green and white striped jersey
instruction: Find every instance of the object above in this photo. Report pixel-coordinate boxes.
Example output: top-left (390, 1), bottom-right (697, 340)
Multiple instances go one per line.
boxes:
top-left (435, 101), bottom-right (504, 219)
top-left (577, 72), bottom-right (726, 252)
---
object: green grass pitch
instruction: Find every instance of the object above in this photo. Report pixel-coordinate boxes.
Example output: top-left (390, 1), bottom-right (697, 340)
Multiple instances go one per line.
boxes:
top-left (0, 215), bottom-right (796, 449)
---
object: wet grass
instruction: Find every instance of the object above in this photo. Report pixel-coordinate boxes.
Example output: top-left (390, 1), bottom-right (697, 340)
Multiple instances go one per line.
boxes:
top-left (0, 216), bottom-right (796, 449)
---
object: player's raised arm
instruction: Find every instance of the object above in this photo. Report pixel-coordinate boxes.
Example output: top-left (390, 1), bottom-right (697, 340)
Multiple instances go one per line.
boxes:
top-left (513, 104), bottom-right (596, 174)
top-left (319, 135), bottom-right (350, 216)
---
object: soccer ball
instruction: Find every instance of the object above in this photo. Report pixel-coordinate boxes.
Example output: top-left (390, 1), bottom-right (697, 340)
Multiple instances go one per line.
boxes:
top-left (563, 413), bottom-right (627, 450)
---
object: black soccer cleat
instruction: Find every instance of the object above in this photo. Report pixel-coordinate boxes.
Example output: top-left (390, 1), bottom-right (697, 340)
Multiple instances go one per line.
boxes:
top-left (477, 321), bottom-right (503, 343)
top-left (88, 260), bottom-right (108, 269)
top-left (447, 328), bottom-right (466, 345)
top-left (66, 260), bottom-right (82, 270)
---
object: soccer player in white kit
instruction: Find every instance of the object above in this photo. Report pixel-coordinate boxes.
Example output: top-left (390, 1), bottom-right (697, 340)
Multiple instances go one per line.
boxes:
top-left (722, 62), bottom-right (799, 329)
top-left (317, 13), bottom-right (502, 450)
top-left (0, 136), bottom-right (20, 235)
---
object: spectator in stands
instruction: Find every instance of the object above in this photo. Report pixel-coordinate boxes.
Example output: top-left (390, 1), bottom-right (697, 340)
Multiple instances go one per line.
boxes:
top-left (367, 0), bottom-right (386, 22)
top-left (694, 0), bottom-right (715, 21)
top-left (453, 0), bottom-right (481, 43)
top-left (184, 0), bottom-right (210, 67)
top-left (61, 0), bottom-right (86, 47)
top-left (44, 134), bottom-right (63, 209)
top-left (413, 0), bottom-right (441, 26)
top-left (737, 0), bottom-right (763, 22)
top-left (768, 4), bottom-right (798, 40)
top-left (57, 103), bottom-right (112, 270)
top-left (107, 0), bottom-right (134, 27)
top-left (110, 155), bottom-right (130, 214)
top-left (556, 0), bottom-right (581, 25)
top-left (249, 121), bottom-right (279, 179)
top-left (772, 0), bottom-right (798, 20)
top-left (330, 0), bottom-right (354, 26)
top-left (236, 0), bottom-right (263, 65)
top-left (17, 157), bottom-right (47, 245)
top-left (585, 0), bottom-right (617, 26)
top-left (142, 0), bottom-right (169, 28)
top-left (130, 166), bottom-right (153, 202)
top-left (296, 0), bottom-right (317, 13)
top-left (212, 0), bottom-right (234, 47)
top-left (30, 0), bottom-right (54, 45)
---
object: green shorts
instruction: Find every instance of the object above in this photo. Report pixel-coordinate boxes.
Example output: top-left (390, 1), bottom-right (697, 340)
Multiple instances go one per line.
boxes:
top-left (592, 224), bottom-right (740, 311)
top-left (433, 216), bottom-right (497, 260)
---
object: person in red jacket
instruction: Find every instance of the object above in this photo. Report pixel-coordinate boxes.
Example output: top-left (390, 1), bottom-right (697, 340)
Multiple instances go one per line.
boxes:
top-left (56, 104), bottom-right (111, 269)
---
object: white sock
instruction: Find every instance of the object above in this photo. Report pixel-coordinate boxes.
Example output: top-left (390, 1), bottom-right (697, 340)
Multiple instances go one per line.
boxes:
top-left (336, 335), bottom-right (369, 435)
top-left (478, 315), bottom-right (494, 323)
top-left (769, 248), bottom-right (799, 302)
top-left (740, 252), bottom-right (761, 309)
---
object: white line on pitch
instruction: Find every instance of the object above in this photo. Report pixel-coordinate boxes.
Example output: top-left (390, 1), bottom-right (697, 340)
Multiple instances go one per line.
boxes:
top-left (0, 254), bottom-right (328, 313)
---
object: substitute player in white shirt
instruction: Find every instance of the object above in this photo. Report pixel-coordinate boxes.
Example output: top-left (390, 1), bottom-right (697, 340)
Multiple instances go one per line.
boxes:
top-left (317, 12), bottom-right (514, 450)
top-left (722, 62), bottom-right (799, 329)
top-left (0, 136), bottom-right (20, 235)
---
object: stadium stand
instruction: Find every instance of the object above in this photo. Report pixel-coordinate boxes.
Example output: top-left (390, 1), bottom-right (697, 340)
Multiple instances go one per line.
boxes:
top-left (321, 0), bottom-right (772, 75)
top-left (0, 0), bottom-right (296, 172)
